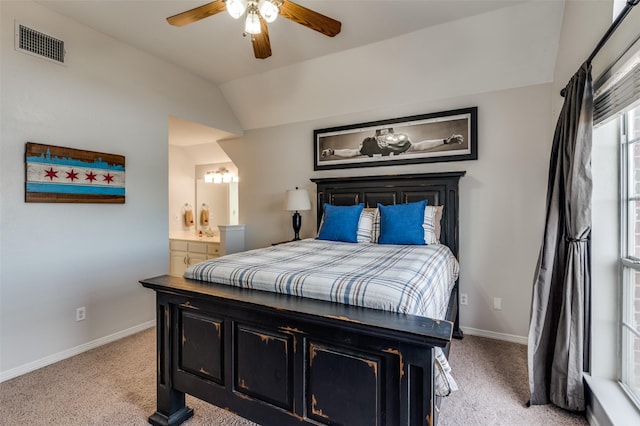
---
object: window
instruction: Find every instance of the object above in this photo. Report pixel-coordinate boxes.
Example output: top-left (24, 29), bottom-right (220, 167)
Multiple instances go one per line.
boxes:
top-left (620, 104), bottom-right (640, 406)
top-left (595, 42), bottom-right (640, 406)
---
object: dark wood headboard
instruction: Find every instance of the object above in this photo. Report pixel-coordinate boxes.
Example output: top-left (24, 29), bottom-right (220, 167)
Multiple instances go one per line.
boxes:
top-left (311, 172), bottom-right (465, 257)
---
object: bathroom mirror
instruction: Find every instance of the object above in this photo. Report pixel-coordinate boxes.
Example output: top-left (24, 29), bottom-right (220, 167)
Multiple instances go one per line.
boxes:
top-left (195, 179), bottom-right (239, 231)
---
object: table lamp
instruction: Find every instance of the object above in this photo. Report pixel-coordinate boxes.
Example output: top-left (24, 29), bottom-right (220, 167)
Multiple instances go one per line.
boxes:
top-left (284, 187), bottom-right (311, 240)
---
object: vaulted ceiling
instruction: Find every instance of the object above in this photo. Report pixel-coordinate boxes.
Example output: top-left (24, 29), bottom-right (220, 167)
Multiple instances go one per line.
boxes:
top-left (38, 0), bottom-right (530, 85)
top-left (37, 0), bottom-right (565, 152)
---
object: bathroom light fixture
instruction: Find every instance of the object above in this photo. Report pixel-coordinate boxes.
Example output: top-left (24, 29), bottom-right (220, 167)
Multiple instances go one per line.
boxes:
top-left (205, 168), bottom-right (238, 184)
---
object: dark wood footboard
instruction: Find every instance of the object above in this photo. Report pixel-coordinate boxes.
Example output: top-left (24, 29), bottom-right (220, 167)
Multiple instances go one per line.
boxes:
top-left (140, 274), bottom-right (454, 426)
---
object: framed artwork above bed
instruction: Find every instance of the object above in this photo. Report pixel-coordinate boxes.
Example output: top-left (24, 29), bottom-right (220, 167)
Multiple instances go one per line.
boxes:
top-left (314, 107), bottom-right (477, 170)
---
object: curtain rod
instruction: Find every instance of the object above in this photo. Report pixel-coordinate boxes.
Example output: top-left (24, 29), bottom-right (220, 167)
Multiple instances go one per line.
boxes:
top-left (561, 0), bottom-right (639, 97)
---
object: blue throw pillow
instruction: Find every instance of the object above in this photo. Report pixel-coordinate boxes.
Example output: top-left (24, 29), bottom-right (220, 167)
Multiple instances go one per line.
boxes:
top-left (377, 200), bottom-right (426, 245)
top-left (317, 203), bottom-right (364, 243)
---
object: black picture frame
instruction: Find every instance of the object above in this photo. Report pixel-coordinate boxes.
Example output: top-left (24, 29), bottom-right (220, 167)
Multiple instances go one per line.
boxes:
top-left (314, 107), bottom-right (477, 171)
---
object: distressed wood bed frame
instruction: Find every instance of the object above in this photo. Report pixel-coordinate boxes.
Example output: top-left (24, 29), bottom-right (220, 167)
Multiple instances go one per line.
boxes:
top-left (140, 171), bottom-right (465, 426)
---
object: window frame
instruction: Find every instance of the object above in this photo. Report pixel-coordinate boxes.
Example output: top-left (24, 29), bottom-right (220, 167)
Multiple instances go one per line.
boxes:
top-left (619, 105), bottom-right (640, 408)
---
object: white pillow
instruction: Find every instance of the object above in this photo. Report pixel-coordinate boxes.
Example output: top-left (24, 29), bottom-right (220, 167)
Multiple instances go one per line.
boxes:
top-left (423, 205), bottom-right (442, 244)
top-left (434, 205), bottom-right (443, 242)
top-left (369, 208), bottom-right (381, 243)
top-left (356, 208), bottom-right (376, 243)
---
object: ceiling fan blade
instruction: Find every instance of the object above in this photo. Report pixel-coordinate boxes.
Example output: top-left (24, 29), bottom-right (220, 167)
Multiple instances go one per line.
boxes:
top-left (167, 1), bottom-right (227, 27)
top-left (252, 18), bottom-right (273, 59)
top-left (279, 1), bottom-right (341, 37)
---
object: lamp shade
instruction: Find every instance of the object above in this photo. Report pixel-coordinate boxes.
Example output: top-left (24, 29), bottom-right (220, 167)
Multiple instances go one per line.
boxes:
top-left (284, 188), bottom-right (311, 211)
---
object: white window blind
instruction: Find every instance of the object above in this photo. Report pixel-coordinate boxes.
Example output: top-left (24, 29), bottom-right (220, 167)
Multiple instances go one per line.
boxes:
top-left (595, 56), bottom-right (640, 125)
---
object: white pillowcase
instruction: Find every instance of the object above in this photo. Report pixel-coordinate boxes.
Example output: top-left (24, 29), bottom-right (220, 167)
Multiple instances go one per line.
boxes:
top-left (370, 208), bottom-right (381, 243)
top-left (423, 205), bottom-right (442, 244)
top-left (356, 208), bottom-right (376, 243)
top-left (434, 205), bottom-right (443, 242)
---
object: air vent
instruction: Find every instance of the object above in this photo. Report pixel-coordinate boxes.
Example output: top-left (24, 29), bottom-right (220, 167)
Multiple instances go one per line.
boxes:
top-left (14, 22), bottom-right (65, 65)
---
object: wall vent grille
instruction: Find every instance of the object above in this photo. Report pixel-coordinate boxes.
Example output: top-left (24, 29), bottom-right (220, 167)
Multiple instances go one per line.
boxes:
top-left (15, 23), bottom-right (65, 64)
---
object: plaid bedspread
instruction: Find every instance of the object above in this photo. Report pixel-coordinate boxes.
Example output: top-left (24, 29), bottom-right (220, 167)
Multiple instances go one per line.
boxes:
top-left (184, 238), bottom-right (460, 395)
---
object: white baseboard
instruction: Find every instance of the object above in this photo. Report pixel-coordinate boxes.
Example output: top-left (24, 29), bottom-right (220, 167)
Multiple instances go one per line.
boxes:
top-left (0, 320), bottom-right (155, 383)
top-left (461, 326), bottom-right (528, 345)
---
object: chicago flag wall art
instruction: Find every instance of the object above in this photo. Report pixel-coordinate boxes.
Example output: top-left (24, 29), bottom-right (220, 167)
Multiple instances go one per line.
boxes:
top-left (25, 143), bottom-right (125, 204)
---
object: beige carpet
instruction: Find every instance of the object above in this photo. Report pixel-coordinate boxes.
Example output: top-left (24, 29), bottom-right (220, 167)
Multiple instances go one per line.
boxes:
top-left (0, 328), bottom-right (586, 426)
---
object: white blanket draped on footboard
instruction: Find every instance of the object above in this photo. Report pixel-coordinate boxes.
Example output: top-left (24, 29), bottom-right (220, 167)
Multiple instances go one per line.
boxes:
top-left (185, 238), bottom-right (459, 396)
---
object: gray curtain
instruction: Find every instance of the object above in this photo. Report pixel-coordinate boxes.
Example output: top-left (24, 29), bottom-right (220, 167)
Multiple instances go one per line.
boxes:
top-left (528, 61), bottom-right (593, 411)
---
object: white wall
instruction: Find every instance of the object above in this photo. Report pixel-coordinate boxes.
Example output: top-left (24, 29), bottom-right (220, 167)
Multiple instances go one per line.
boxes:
top-left (551, 0), bottom-right (611, 119)
top-left (0, 1), bottom-right (241, 378)
top-left (168, 145), bottom-right (197, 236)
top-left (591, 119), bottom-right (619, 380)
top-left (220, 83), bottom-right (552, 340)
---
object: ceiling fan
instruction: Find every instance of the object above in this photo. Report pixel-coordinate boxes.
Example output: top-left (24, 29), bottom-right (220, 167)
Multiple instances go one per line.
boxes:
top-left (167, 0), bottom-right (342, 59)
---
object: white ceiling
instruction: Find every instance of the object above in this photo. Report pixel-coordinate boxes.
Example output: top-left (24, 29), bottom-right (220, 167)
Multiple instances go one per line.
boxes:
top-left (167, 116), bottom-right (237, 163)
top-left (36, 0), bottom-right (533, 149)
top-left (168, 116), bottom-right (237, 147)
top-left (37, 0), bottom-right (526, 85)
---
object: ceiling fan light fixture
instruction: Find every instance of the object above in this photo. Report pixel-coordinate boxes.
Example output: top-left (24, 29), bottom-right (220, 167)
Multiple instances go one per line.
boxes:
top-left (258, 0), bottom-right (279, 23)
top-left (226, 0), bottom-right (248, 19)
top-left (167, 0), bottom-right (342, 60)
top-left (244, 5), bottom-right (261, 34)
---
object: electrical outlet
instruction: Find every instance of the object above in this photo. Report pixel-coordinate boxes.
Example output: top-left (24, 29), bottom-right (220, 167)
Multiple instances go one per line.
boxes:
top-left (460, 293), bottom-right (468, 305)
top-left (493, 297), bottom-right (502, 310)
top-left (76, 306), bottom-right (86, 321)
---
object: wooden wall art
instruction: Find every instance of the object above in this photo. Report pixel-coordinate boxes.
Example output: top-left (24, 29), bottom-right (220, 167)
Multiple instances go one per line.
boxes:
top-left (25, 142), bottom-right (125, 204)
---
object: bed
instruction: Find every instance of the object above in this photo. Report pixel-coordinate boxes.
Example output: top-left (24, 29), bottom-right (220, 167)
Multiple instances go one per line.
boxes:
top-left (140, 171), bottom-right (465, 426)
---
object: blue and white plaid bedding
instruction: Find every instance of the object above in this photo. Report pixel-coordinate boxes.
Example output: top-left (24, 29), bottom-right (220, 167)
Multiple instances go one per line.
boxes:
top-left (184, 238), bottom-right (459, 395)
